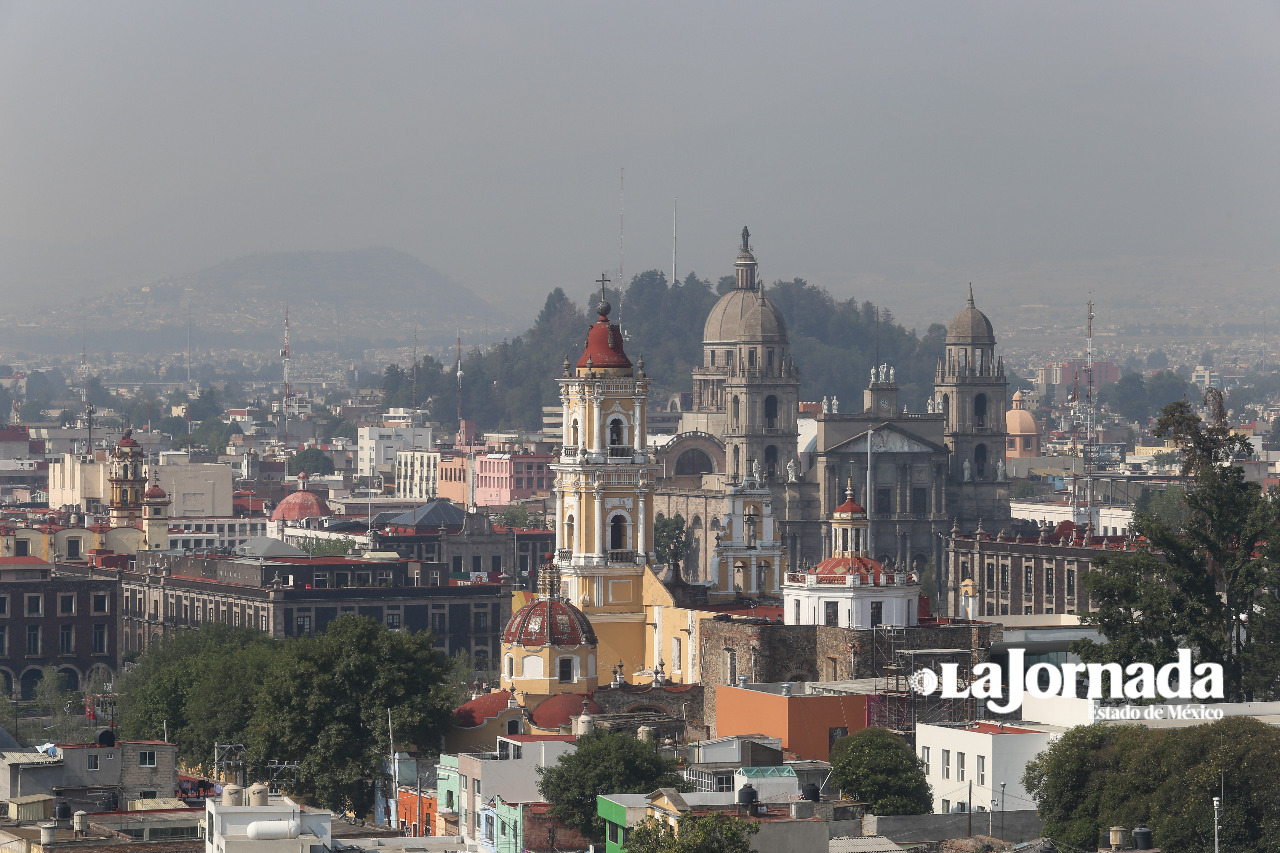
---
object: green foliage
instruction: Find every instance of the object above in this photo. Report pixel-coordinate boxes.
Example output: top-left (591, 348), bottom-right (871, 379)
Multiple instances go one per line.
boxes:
top-left (18, 400), bottom-right (47, 422)
top-left (331, 421), bottom-right (359, 442)
top-left (296, 536), bottom-right (357, 556)
top-left (118, 619), bottom-right (454, 816)
top-left (537, 730), bottom-right (686, 839)
top-left (653, 514), bottom-right (688, 571)
top-left (178, 418), bottom-right (241, 452)
top-left (1013, 481), bottom-right (1037, 500)
top-left (1100, 370), bottom-right (1195, 424)
top-left (829, 727), bottom-right (931, 815)
top-left (1025, 718), bottom-right (1280, 853)
top-left (289, 447), bottom-right (336, 476)
top-left (495, 504), bottom-right (536, 529)
top-left (248, 616), bottom-right (454, 815)
top-left (626, 812), bottom-right (759, 853)
top-left (1146, 349), bottom-right (1169, 370)
top-left (1073, 401), bottom-right (1280, 702)
top-left (1133, 485), bottom-right (1187, 529)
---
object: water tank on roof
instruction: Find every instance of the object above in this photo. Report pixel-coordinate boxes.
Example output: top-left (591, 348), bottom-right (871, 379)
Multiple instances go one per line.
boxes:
top-left (222, 784), bottom-right (243, 807)
top-left (95, 728), bottom-right (116, 747)
top-left (801, 782), bottom-right (820, 802)
top-left (55, 800), bottom-right (71, 820)
top-left (1133, 826), bottom-right (1154, 850)
top-left (247, 783), bottom-right (270, 806)
top-left (737, 783), bottom-right (757, 808)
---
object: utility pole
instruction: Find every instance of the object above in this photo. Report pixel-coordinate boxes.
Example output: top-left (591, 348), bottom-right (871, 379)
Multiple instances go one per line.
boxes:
top-left (1213, 795), bottom-right (1221, 853)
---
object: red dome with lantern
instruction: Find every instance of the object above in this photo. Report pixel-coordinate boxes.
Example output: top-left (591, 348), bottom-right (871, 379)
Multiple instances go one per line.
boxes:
top-left (575, 291), bottom-right (631, 371)
top-left (502, 561), bottom-right (596, 648)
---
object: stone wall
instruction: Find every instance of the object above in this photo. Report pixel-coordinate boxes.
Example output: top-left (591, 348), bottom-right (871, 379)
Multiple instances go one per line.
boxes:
top-left (862, 809), bottom-right (1044, 845)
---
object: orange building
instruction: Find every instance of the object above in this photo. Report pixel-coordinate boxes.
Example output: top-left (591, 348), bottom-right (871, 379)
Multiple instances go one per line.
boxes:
top-left (714, 684), bottom-right (871, 760)
top-left (396, 787), bottom-right (437, 837)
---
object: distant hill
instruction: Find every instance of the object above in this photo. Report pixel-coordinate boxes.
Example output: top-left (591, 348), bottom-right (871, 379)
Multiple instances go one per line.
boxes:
top-left (3, 247), bottom-right (505, 354)
top-left (159, 247), bottom-right (489, 319)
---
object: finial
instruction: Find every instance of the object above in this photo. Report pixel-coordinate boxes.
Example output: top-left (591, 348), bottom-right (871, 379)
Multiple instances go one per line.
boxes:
top-left (741, 225), bottom-right (750, 252)
top-left (846, 477), bottom-right (854, 501)
top-left (562, 355), bottom-right (571, 377)
top-left (637, 354), bottom-right (645, 377)
top-left (595, 273), bottom-right (612, 317)
top-left (586, 356), bottom-right (594, 370)
top-left (967, 283), bottom-right (975, 307)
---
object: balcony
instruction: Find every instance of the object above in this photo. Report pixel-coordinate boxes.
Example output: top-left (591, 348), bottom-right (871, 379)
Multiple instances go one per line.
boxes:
top-left (607, 549), bottom-right (636, 564)
top-left (607, 446), bottom-right (635, 459)
top-left (783, 571), bottom-right (916, 588)
top-left (556, 548), bottom-right (572, 561)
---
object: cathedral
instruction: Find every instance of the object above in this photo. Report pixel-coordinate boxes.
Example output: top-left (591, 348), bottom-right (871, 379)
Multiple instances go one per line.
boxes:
top-left (652, 230), bottom-right (1009, 596)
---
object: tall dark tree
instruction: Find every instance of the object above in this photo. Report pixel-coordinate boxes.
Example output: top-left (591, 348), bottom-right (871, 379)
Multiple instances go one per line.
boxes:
top-left (829, 727), bottom-right (931, 814)
top-left (537, 730), bottom-right (685, 839)
top-left (1072, 397), bottom-right (1280, 701)
top-left (653, 514), bottom-right (688, 573)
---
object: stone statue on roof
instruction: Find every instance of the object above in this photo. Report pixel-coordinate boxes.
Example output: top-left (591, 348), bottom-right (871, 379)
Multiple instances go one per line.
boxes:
top-left (786, 458), bottom-right (799, 483)
top-left (741, 226), bottom-right (750, 251)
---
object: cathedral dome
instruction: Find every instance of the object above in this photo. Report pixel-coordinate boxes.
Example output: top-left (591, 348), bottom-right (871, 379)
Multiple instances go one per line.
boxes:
top-left (946, 286), bottom-right (995, 344)
top-left (269, 488), bottom-right (332, 522)
top-left (1006, 391), bottom-right (1038, 436)
top-left (703, 290), bottom-right (788, 344)
top-left (502, 598), bottom-right (597, 648)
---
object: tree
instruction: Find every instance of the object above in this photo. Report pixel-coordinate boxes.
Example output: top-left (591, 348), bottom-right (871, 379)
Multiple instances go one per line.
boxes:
top-left (653, 514), bottom-right (688, 572)
top-left (1146, 349), bottom-right (1169, 370)
top-left (1098, 373), bottom-right (1147, 422)
top-left (537, 730), bottom-right (686, 839)
top-left (1072, 399), bottom-right (1280, 702)
top-left (626, 812), bottom-right (760, 853)
top-left (289, 448), bottom-right (336, 476)
top-left (296, 536), bottom-right (356, 556)
top-left (247, 616), bottom-right (454, 814)
top-left (829, 727), bottom-right (931, 814)
top-left (495, 503), bottom-right (536, 529)
top-left (1025, 718), bottom-right (1280, 853)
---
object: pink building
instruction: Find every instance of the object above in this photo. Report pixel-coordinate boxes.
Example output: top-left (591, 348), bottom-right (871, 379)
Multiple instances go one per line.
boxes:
top-left (438, 452), bottom-right (555, 508)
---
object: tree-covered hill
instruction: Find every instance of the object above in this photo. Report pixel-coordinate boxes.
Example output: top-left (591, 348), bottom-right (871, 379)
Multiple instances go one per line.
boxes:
top-left (382, 270), bottom-right (951, 433)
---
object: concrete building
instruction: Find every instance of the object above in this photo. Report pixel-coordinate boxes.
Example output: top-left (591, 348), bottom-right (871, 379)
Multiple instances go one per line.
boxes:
top-left (359, 426), bottom-right (434, 479)
top-left (0, 737), bottom-right (179, 810)
top-left (456, 734), bottom-right (578, 845)
top-left (48, 450), bottom-right (234, 518)
top-left (915, 721), bottom-right (1059, 815)
top-left (395, 449), bottom-right (441, 501)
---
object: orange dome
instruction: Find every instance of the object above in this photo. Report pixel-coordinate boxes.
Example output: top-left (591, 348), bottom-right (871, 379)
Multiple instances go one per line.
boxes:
top-left (144, 485), bottom-right (168, 500)
top-left (502, 598), bottom-right (596, 648)
top-left (575, 299), bottom-right (631, 370)
top-left (270, 489), bottom-right (333, 522)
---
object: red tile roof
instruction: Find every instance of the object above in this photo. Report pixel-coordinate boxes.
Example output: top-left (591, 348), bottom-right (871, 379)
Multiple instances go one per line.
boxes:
top-left (453, 690), bottom-right (513, 728)
top-left (530, 693), bottom-right (600, 730)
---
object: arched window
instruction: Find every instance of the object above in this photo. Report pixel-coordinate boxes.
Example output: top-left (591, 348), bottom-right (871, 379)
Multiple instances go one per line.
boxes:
top-left (793, 600), bottom-right (800, 624)
top-left (942, 394), bottom-right (950, 430)
top-left (675, 449), bottom-right (714, 475)
top-left (506, 718), bottom-right (521, 735)
top-left (731, 396), bottom-right (740, 429)
top-left (756, 560), bottom-right (770, 590)
top-left (732, 446), bottom-right (741, 478)
top-left (765, 445), bottom-right (778, 478)
top-left (975, 443), bottom-right (988, 479)
top-left (564, 515), bottom-right (574, 549)
top-left (610, 515), bottom-right (626, 551)
top-left (570, 419), bottom-right (579, 447)
top-left (505, 655), bottom-right (514, 678)
top-left (764, 395), bottom-right (778, 428)
top-left (974, 394), bottom-right (987, 428)
top-left (609, 419), bottom-right (624, 446)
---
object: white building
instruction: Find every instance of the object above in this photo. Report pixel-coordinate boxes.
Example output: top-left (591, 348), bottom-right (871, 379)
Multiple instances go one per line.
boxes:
top-left (915, 721), bottom-right (1059, 815)
top-left (1009, 500), bottom-right (1133, 538)
top-left (395, 449), bottom-right (441, 501)
top-left (48, 453), bottom-right (234, 517)
top-left (783, 484), bottom-right (920, 628)
top-left (359, 426), bottom-right (434, 478)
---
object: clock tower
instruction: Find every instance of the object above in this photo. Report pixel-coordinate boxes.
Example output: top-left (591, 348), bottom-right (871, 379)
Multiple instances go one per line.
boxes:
top-left (864, 365), bottom-right (899, 415)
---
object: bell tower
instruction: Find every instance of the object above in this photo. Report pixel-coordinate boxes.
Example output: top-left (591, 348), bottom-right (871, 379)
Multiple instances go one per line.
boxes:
top-left (108, 430), bottom-right (146, 528)
top-left (143, 479), bottom-right (171, 550)
top-left (551, 278), bottom-right (659, 678)
top-left (934, 286), bottom-right (1009, 526)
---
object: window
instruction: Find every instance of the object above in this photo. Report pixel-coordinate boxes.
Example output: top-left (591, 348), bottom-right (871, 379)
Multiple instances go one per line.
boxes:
top-left (93, 624), bottom-right (106, 655)
top-left (0, 596), bottom-right (7, 616)
top-left (60, 594), bottom-right (75, 615)
top-left (138, 750), bottom-right (157, 767)
top-left (26, 625), bottom-right (39, 655)
top-left (875, 488), bottom-right (892, 515)
top-left (474, 611), bottom-right (489, 631)
top-left (911, 487), bottom-right (927, 516)
top-left (870, 601), bottom-right (883, 628)
top-left (1045, 566), bottom-right (1054, 589)
top-left (387, 613), bottom-right (401, 630)
top-left (957, 752), bottom-right (966, 782)
top-left (1000, 566), bottom-right (1009, 590)
top-left (296, 615), bottom-right (312, 635)
top-left (824, 601), bottom-right (838, 627)
top-left (25, 595), bottom-right (41, 616)
top-left (977, 754), bottom-right (986, 785)
top-left (1024, 565), bottom-right (1033, 590)
top-left (558, 658), bottom-right (574, 683)
top-left (942, 749), bottom-right (951, 780)
top-left (985, 564), bottom-right (995, 588)
top-left (1067, 569), bottom-right (1076, 597)
top-left (87, 754), bottom-right (99, 771)
top-left (60, 625), bottom-right (73, 654)
top-left (14, 540), bottom-right (28, 557)
top-left (431, 612), bottom-right (446, 632)
top-left (942, 800), bottom-right (950, 814)
top-left (672, 637), bottom-right (682, 671)
top-left (0, 626), bottom-right (7, 654)
top-left (67, 538), bottom-right (81, 559)
top-left (491, 555), bottom-right (502, 573)
top-left (921, 746), bottom-right (930, 774)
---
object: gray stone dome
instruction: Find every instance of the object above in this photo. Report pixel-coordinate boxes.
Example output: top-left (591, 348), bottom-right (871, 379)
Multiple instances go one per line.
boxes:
top-left (946, 286), bottom-right (995, 344)
top-left (703, 289), bottom-right (788, 344)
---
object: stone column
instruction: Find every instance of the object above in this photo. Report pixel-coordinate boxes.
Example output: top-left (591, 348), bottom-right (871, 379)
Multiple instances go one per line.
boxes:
top-left (594, 485), bottom-right (605, 557)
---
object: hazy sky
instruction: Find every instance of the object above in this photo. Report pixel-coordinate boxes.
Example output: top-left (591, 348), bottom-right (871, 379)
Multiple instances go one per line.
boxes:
top-left (2, 2), bottom-right (1279, 327)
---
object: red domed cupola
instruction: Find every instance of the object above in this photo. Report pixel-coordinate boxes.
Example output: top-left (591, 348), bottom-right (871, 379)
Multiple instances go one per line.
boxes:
top-left (575, 276), bottom-right (631, 374)
top-left (502, 560), bottom-right (597, 648)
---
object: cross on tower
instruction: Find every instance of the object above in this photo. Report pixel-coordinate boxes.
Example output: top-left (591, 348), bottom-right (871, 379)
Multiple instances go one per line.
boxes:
top-left (596, 272), bottom-right (611, 301)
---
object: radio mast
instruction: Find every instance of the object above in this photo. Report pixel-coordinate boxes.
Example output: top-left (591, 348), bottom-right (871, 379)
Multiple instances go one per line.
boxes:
top-left (281, 306), bottom-right (291, 453)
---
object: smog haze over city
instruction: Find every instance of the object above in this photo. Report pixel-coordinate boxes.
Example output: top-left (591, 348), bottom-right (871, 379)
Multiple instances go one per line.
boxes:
top-left (2, 2), bottom-right (1279, 354)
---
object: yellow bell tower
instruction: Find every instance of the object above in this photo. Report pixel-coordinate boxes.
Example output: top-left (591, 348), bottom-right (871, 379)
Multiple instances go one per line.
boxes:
top-left (551, 279), bottom-right (658, 680)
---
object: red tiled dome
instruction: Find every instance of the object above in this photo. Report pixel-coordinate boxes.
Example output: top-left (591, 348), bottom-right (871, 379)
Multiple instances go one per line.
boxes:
top-left (454, 690), bottom-right (513, 728)
top-left (575, 315), bottom-right (631, 370)
top-left (531, 693), bottom-right (601, 730)
top-left (502, 598), bottom-right (596, 648)
top-left (270, 489), bottom-right (333, 522)
top-left (117, 430), bottom-right (139, 448)
top-left (144, 485), bottom-right (167, 499)
top-left (833, 497), bottom-right (864, 515)
top-left (814, 555), bottom-right (885, 578)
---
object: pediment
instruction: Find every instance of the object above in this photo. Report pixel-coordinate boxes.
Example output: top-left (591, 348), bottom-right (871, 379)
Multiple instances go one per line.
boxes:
top-left (828, 423), bottom-right (947, 456)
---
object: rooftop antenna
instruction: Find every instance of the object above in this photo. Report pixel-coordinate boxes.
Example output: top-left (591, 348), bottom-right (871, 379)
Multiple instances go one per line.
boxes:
top-left (281, 306), bottom-right (291, 454)
top-left (186, 308), bottom-right (192, 387)
top-left (455, 332), bottom-right (464, 436)
top-left (618, 167), bottom-right (629, 341)
top-left (81, 323), bottom-right (94, 455)
top-left (672, 196), bottom-right (678, 286)
top-left (411, 326), bottom-right (418, 421)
